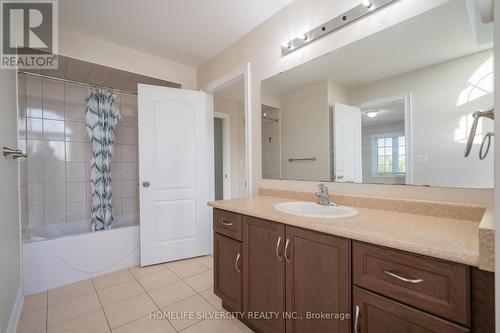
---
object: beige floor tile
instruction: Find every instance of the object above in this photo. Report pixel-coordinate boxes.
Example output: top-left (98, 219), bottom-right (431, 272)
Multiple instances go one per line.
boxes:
top-left (93, 269), bottom-right (134, 290)
top-left (97, 279), bottom-right (145, 307)
top-left (149, 279), bottom-right (196, 309)
top-left (17, 308), bottom-right (46, 333)
top-left (184, 270), bottom-right (213, 292)
top-left (199, 288), bottom-right (222, 310)
top-left (195, 256), bottom-right (213, 269)
top-left (22, 292), bottom-right (47, 314)
top-left (165, 258), bottom-right (209, 279)
top-left (231, 318), bottom-right (255, 333)
top-left (137, 268), bottom-right (180, 291)
top-left (103, 293), bottom-right (157, 328)
top-left (182, 318), bottom-right (244, 333)
top-left (112, 315), bottom-right (175, 333)
top-left (163, 294), bottom-right (216, 331)
top-left (48, 279), bottom-right (95, 305)
top-left (129, 264), bottom-right (166, 279)
top-left (47, 292), bottom-right (101, 327)
top-left (47, 309), bottom-right (109, 333)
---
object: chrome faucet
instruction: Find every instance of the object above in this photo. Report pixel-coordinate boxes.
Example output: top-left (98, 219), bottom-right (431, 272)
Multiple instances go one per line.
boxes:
top-left (315, 184), bottom-right (338, 206)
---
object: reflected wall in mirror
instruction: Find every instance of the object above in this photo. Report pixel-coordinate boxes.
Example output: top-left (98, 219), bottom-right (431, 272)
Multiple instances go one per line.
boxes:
top-left (261, 0), bottom-right (494, 188)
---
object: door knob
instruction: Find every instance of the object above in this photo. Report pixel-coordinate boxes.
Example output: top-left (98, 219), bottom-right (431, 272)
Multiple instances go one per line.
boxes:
top-left (142, 181), bottom-right (151, 188)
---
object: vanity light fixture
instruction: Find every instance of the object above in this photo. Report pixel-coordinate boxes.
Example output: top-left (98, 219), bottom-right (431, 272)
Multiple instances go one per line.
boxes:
top-left (281, 0), bottom-right (398, 56)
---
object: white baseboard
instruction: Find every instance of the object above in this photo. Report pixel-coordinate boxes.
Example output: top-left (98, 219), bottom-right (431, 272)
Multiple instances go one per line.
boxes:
top-left (6, 287), bottom-right (23, 333)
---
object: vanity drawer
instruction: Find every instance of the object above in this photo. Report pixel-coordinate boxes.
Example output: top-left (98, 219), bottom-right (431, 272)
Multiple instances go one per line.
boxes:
top-left (353, 241), bottom-right (470, 326)
top-left (213, 209), bottom-right (243, 241)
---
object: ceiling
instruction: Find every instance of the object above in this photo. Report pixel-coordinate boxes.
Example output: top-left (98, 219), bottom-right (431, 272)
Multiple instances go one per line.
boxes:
top-left (361, 100), bottom-right (405, 127)
top-left (263, 0), bottom-right (494, 96)
top-left (59, 0), bottom-right (292, 67)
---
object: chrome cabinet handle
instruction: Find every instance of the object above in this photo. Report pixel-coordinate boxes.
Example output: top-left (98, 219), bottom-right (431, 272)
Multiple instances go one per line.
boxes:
top-left (275, 237), bottom-right (282, 260)
top-left (384, 270), bottom-right (424, 284)
top-left (354, 305), bottom-right (360, 333)
top-left (219, 219), bottom-right (233, 226)
top-left (284, 238), bottom-right (291, 262)
top-left (235, 253), bottom-right (241, 273)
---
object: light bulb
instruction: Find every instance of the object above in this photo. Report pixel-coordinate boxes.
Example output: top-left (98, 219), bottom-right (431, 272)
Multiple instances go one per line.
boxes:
top-left (362, 0), bottom-right (373, 8)
top-left (366, 111), bottom-right (378, 118)
top-left (297, 33), bottom-right (308, 41)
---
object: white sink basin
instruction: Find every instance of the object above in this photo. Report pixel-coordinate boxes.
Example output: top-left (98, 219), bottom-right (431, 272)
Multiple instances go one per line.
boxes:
top-left (274, 201), bottom-right (358, 219)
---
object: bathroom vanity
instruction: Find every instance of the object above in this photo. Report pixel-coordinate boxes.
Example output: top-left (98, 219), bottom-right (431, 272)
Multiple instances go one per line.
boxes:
top-left (209, 192), bottom-right (494, 333)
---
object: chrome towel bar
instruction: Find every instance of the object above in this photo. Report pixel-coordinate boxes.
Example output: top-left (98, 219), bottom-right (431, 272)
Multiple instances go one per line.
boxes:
top-left (2, 147), bottom-right (27, 159)
top-left (464, 108), bottom-right (494, 159)
top-left (288, 157), bottom-right (317, 162)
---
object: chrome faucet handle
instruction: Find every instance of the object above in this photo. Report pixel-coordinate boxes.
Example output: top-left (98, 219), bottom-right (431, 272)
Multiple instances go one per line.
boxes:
top-left (317, 184), bottom-right (328, 195)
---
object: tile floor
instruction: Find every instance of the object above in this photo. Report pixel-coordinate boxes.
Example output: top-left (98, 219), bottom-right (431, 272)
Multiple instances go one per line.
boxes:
top-left (18, 256), bottom-right (254, 333)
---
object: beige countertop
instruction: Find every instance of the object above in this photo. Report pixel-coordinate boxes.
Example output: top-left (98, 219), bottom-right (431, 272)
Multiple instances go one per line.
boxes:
top-left (208, 195), bottom-right (482, 268)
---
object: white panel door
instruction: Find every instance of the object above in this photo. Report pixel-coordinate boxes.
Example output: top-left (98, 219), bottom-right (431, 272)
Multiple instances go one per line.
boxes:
top-left (139, 84), bottom-right (211, 266)
top-left (334, 103), bottom-right (362, 183)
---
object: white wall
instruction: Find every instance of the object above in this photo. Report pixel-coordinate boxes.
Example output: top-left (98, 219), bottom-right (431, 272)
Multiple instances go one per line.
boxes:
top-left (198, 0), bottom-right (494, 203)
top-left (214, 96), bottom-right (246, 198)
top-left (280, 80), bottom-right (330, 181)
top-left (0, 69), bottom-right (22, 332)
top-left (348, 49), bottom-right (494, 188)
top-left (60, 30), bottom-right (197, 89)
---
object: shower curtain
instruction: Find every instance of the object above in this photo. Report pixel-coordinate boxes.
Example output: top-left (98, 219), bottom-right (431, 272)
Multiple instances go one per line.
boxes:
top-left (85, 90), bottom-right (121, 231)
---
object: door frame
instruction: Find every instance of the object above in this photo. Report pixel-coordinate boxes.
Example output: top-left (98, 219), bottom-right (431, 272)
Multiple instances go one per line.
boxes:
top-left (213, 112), bottom-right (232, 199)
top-left (203, 63), bottom-right (252, 199)
top-left (358, 93), bottom-right (414, 184)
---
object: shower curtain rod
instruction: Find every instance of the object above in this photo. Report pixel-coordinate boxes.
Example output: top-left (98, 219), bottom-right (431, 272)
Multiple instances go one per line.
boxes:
top-left (17, 70), bottom-right (138, 96)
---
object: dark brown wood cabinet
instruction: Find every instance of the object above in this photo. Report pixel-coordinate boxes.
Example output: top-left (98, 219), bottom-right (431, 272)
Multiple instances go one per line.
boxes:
top-left (352, 287), bottom-right (470, 333)
top-left (212, 209), bottom-right (494, 333)
top-left (285, 226), bottom-right (351, 333)
top-left (243, 216), bottom-right (286, 333)
top-left (213, 233), bottom-right (242, 311)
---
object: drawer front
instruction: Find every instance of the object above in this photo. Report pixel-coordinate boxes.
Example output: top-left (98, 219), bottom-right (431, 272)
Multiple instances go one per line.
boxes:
top-left (353, 287), bottom-right (470, 333)
top-left (353, 242), bottom-right (470, 326)
top-left (213, 209), bottom-right (243, 241)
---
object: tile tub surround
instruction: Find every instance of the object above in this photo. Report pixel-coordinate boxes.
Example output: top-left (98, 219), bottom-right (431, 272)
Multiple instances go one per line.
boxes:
top-left (18, 256), bottom-right (253, 333)
top-left (20, 73), bottom-right (139, 228)
top-left (208, 195), bottom-right (486, 269)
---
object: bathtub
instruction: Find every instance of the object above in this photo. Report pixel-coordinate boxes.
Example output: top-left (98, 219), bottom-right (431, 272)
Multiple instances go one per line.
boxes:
top-left (22, 215), bottom-right (140, 295)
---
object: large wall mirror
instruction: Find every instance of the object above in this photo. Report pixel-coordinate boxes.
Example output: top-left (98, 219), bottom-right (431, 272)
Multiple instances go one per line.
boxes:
top-left (261, 0), bottom-right (494, 188)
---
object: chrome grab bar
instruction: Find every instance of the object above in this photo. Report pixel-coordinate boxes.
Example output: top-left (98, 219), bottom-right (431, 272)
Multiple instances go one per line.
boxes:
top-left (2, 147), bottom-right (27, 159)
top-left (464, 108), bottom-right (494, 158)
top-left (288, 157), bottom-right (317, 162)
top-left (384, 270), bottom-right (424, 284)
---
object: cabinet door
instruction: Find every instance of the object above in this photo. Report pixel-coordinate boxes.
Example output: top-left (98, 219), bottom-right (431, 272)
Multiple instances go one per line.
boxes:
top-left (353, 287), bottom-right (470, 333)
top-left (243, 216), bottom-right (285, 333)
top-left (213, 233), bottom-right (242, 311)
top-left (285, 226), bottom-right (351, 333)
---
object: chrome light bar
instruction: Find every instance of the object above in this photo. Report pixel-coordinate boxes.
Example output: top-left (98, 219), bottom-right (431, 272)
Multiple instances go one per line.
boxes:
top-left (281, 0), bottom-right (399, 56)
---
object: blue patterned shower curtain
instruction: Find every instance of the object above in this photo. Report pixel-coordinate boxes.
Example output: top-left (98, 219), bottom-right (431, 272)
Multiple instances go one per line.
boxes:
top-left (85, 90), bottom-right (121, 231)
